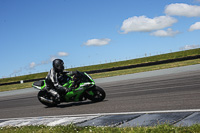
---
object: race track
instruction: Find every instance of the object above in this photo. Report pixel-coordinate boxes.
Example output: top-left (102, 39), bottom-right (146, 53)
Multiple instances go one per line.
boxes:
top-left (0, 64), bottom-right (200, 120)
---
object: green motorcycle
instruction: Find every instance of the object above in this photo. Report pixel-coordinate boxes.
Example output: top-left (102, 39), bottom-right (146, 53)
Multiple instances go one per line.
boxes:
top-left (32, 71), bottom-right (106, 107)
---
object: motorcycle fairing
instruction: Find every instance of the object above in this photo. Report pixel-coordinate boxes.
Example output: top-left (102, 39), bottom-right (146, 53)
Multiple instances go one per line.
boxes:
top-left (64, 82), bottom-right (95, 102)
top-left (32, 80), bottom-right (46, 90)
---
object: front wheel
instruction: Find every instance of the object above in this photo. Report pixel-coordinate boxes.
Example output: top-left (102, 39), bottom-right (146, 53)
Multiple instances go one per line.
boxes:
top-left (87, 86), bottom-right (106, 102)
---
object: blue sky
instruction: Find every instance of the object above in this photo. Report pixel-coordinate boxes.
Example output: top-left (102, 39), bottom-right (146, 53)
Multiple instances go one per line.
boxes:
top-left (0, 0), bottom-right (200, 78)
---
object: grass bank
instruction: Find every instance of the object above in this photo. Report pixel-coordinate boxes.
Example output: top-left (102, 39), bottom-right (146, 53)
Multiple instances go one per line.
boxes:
top-left (1, 124), bottom-right (200, 133)
top-left (0, 58), bottom-right (200, 92)
top-left (1, 48), bottom-right (200, 84)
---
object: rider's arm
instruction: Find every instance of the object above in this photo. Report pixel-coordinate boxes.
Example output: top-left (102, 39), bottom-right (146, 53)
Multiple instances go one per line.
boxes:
top-left (63, 71), bottom-right (77, 76)
top-left (49, 68), bottom-right (63, 89)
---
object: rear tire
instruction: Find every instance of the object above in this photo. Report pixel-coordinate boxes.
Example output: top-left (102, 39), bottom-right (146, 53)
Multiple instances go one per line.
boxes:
top-left (37, 91), bottom-right (57, 107)
top-left (87, 86), bottom-right (106, 102)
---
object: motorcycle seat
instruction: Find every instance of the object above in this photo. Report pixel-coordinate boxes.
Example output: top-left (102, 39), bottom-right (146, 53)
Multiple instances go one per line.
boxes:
top-left (33, 80), bottom-right (44, 87)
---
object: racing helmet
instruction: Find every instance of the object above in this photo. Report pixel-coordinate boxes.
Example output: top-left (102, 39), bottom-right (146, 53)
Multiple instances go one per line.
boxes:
top-left (53, 59), bottom-right (64, 72)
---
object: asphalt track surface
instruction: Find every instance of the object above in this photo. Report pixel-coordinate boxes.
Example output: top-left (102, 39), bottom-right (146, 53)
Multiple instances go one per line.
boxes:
top-left (0, 64), bottom-right (200, 120)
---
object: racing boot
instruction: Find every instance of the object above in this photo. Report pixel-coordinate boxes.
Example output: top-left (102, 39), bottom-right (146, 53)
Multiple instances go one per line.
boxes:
top-left (48, 89), bottom-right (61, 103)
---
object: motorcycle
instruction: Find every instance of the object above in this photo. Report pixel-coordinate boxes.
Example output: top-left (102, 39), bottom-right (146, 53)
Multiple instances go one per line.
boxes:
top-left (32, 71), bottom-right (106, 107)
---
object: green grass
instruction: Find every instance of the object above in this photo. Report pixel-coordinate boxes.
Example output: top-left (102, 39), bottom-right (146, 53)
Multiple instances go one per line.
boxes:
top-left (1, 58), bottom-right (200, 92)
top-left (1, 124), bottom-right (200, 133)
top-left (1, 48), bottom-right (200, 84)
top-left (0, 48), bottom-right (200, 92)
top-left (0, 72), bottom-right (47, 84)
top-left (90, 58), bottom-right (200, 79)
top-left (0, 82), bottom-right (32, 92)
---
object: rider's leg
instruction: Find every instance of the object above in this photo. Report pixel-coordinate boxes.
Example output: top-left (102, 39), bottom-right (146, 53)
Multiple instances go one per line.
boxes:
top-left (45, 79), bottom-right (61, 102)
top-left (45, 86), bottom-right (60, 102)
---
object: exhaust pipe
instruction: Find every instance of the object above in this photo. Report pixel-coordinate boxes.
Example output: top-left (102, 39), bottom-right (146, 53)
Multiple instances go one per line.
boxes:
top-left (39, 97), bottom-right (54, 104)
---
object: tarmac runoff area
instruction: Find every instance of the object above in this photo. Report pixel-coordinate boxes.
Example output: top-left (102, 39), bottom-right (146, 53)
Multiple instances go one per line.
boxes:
top-left (0, 64), bottom-right (200, 127)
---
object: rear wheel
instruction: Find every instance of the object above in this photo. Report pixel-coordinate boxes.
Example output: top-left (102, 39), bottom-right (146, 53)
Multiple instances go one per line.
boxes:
top-left (87, 86), bottom-right (106, 102)
top-left (37, 91), bottom-right (57, 107)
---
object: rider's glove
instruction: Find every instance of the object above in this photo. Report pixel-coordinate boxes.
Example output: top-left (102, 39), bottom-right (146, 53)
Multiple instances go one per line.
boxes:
top-left (68, 71), bottom-right (77, 76)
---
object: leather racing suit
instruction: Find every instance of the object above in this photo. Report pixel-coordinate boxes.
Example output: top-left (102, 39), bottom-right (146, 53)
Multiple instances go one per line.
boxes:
top-left (45, 68), bottom-right (69, 102)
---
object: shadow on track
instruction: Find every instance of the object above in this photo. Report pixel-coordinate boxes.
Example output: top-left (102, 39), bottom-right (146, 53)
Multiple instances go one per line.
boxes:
top-left (45, 100), bottom-right (108, 108)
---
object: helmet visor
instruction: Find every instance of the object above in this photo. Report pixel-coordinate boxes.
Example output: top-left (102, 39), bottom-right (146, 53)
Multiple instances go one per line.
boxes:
top-left (56, 63), bottom-right (64, 71)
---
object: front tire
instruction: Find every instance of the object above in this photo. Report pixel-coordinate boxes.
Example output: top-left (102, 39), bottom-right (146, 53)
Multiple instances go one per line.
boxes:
top-left (37, 90), bottom-right (57, 107)
top-left (87, 86), bottom-right (106, 102)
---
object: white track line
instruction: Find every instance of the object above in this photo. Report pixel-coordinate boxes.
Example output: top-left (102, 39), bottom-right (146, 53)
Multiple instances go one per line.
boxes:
top-left (1, 109), bottom-right (200, 121)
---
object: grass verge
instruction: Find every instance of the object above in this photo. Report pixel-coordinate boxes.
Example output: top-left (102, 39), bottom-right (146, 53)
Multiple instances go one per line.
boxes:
top-left (1, 48), bottom-right (200, 84)
top-left (90, 57), bottom-right (200, 79)
top-left (0, 58), bottom-right (200, 92)
top-left (0, 82), bottom-right (32, 92)
top-left (1, 124), bottom-right (200, 133)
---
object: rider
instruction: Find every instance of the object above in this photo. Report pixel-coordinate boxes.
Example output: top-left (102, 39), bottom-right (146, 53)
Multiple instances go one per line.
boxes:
top-left (45, 59), bottom-right (76, 102)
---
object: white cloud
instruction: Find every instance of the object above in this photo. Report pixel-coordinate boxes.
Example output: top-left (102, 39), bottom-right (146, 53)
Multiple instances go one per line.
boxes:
top-left (29, 52), bottom-right (69, 69)
top-left (29, 62), bottom-right (36, 69)
top-left (11, 68), bottom-right (23, 76)
top-left (84, 38), bottom-right (111, 46)
top-left (189, 22), bottom-right (200, 31)
top-left (150, 28), bottom-right (180, 37)
top-left (165, 3), bottom-right (200, 17)
top-left (58, 52), bottom-right (69, 57)
top-left (180, 44), bottom-right (200, 50)
top-left (10, 52), bottom-right (69, 76)
top-left (120, 16), bottom-right (177, 34)
top-left (41, 60), bottom-right (49, 65)
top-left (50, 52), bottom-right (69, 61)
